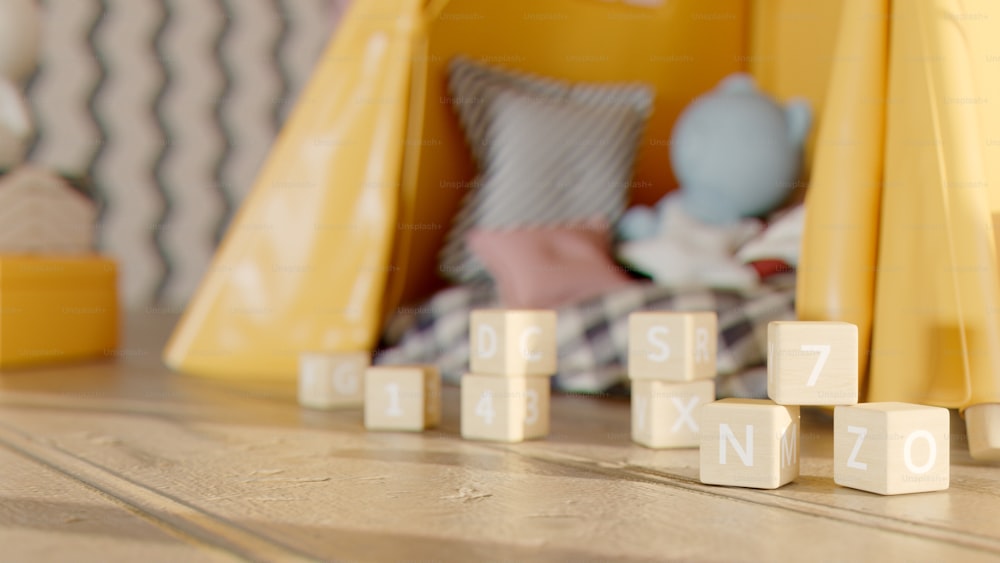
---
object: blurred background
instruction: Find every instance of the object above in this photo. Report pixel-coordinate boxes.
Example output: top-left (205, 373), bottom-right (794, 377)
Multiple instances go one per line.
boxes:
top-left (22, 0), bottom-right (348, 307)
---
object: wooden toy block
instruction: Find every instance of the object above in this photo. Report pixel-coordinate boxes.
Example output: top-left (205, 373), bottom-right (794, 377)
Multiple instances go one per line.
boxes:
top-left (767, 321), bottom-right (858, 406)
top-left (297, 351), bottom-right (369, 409)
top-left (632, 379), bottom-right (715, 449)
top-left (627, 311), bottom-right (716, 381)
top-left (966, 403), bottom-right (1000, 461)
top-left (364, 365), bottom-right (441, 431)
top-left (469, 309), bottom-right (557, 377)
top-left (700, 399), bottom-right (800, 489)
top-left (461, 373), bottom-right (550, 442)
top-left (834, 403), bottom-right (949, 495)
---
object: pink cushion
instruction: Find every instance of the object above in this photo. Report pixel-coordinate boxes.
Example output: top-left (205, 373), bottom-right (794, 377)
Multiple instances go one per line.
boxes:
top-left (466, 220), bottom-right (635, 309)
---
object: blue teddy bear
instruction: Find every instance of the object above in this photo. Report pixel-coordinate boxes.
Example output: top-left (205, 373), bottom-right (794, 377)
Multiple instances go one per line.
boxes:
top-left (616, 73), bottom-right (811, 291)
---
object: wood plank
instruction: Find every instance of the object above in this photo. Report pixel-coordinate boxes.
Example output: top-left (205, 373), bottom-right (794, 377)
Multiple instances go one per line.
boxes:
top-left (0, 313), bottom-right (999, 560)
top-left (0, 439), bottom-right (236, 562)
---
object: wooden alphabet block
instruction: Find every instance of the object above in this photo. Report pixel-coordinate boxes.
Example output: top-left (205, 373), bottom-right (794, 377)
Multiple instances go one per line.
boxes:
top-left (700, 399), bottom-right (800, 489)
top-left (632, 379), bottom-right (715, 449)
top-left (767, 321), bottom-right (858, 405)
top-left (469, 309), bottom-right (557, 377)
top-left (297, 351), bottom-right (369, 410)
top-left (461, 374), bottom-right (550, 442)
top-left (627, 311), bottom-right (716, 381)
top-left (834, 403), bottom-right (949, 495)
top-left (966, 403), bottom-right (1000, 461)
top-left (364, 365), bottom-right (441, 431)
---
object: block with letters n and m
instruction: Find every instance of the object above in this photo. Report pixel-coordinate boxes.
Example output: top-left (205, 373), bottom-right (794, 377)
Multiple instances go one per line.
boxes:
top-left (699, 399), bottom-right (800, 489)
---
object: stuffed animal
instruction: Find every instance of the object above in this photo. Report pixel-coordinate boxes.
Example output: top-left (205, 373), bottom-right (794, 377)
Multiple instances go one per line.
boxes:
top-left (616, 73), bottom-right (811, 291)
top-left (0, 0), bottom-right (97, 253)
top-left (0, 0), bottom-right (40, 169)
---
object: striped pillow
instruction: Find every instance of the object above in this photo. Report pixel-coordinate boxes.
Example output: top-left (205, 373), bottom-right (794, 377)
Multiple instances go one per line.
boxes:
top-left (441, 57), bottom-right (654, 282)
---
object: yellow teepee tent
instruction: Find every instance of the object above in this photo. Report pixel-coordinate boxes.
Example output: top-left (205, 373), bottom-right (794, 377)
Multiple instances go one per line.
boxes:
top-left (162, 0), bottom-right (1000, 457)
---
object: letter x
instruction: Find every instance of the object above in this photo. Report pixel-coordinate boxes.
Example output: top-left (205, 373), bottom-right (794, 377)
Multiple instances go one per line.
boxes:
top-left (670, 395), bottom-right (700, 432)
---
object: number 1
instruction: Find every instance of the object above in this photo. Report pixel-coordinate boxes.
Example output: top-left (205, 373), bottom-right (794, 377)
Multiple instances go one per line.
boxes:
top-left (385, 383), bottom-right (403, 417)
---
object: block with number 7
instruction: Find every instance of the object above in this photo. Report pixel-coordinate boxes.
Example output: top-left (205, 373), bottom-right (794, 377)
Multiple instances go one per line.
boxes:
top-left (767, 321), bottom-right (859, 406)
top-left (461, 374), bottom-right (550, 442)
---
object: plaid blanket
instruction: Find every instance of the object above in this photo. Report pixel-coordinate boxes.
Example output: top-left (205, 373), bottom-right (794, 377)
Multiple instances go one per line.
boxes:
top-left (375, 276), bottom-right (797, 398)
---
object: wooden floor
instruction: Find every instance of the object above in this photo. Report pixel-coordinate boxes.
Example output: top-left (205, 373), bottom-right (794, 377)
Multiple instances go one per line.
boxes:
top-left (2, 315), bottom-right (1000, 562)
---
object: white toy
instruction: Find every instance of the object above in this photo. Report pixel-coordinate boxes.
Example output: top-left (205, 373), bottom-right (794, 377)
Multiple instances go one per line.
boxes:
top-left (0, 0), bottom-right (41, 169)
top-left (616, 74), bottom-right (811, 292)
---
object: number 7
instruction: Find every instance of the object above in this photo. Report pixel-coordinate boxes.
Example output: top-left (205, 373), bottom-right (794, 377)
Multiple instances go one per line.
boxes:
top-left (801, 344), bottom-right (831, 387)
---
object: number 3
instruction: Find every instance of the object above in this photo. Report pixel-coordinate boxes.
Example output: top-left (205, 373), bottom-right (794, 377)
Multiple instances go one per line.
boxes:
top-left (525, 389), bottom-right (539, 425)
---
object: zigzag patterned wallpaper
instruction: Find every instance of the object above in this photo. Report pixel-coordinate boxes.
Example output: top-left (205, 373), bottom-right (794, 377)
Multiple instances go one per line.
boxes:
top-left (25, 0), bottom-right (342, 307)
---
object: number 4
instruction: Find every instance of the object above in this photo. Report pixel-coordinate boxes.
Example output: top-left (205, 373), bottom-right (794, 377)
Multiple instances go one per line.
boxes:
top-left (476, 390), bottom-right (495, 425)
top-left (801, 344), bottom-right (831, 387)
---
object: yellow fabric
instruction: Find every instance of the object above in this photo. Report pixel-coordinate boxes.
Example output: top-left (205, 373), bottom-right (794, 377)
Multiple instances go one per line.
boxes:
top-left (165, 0), bottom-right (747, 381)
top-left (0, 256), bottom-right (118, 368)
top-left (795, 0), bottom-right (889, 394)
top-left (749, 0), bottom-right (845, 175)
top-left (164, 0), bottom-right (423, 379)
top-left (868, 0), bottom-right (1000, 409)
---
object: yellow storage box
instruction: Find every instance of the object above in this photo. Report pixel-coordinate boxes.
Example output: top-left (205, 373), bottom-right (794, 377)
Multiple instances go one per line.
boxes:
top-left (0, 255), bottom-right (118, 369)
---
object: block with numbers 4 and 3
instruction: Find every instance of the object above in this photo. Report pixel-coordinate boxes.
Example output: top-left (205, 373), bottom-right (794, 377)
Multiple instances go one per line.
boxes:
top-left (700, 399), bottom-right (800, 489)
top-left (767, 321), bottom-right (858, 405)
top-left (628, 311), bottom-right (716, 381)
top-left (834, 403), bottom-right (949, 495)
top-left (470, 309), bottom-right (557, 376)
top-left (298, 351), bottom-right (369, 410)
top-left (364, 366), bottom-right (441, 432)
top-left (632, 379), bottom-right (715, 448)
top-left (461, 374), bottom-right (550, 442)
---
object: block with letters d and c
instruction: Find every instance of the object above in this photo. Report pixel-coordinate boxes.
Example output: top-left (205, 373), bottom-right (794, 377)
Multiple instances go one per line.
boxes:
top-left (834, 403), bottom-right (949, 495)
top-left (298, 351), bottom-right (369, 409)
top-left (632, 379), bottom-right (715, 449)
top-left (469, 309), bottom-right (557, 376)
top-left (767, 321), bottom-right (858, 405)
top-left (364, 365), bottom-right (441, 432)
top-left (461, 374), bottom-right (550, 442)
top-left (700, 399), bottom-right (800, 489)
top-left (627, 311), bottom-right (716, 381)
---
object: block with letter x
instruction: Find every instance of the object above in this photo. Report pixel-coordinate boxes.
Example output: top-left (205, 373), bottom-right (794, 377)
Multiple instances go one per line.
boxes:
top-left (632, 379), bottom-right (715, 448)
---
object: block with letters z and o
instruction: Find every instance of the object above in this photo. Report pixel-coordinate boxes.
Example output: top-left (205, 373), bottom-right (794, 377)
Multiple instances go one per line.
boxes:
top-left (470, 309), bottom-right (557, 376)
top-left (700, 399), bottom-right (800, 489)
top-left (628, 311), bottom-right (716, 381)
top-left (834, 403), bottom-right (949, 495)
top-left (364, 365), bottom-right (441, 431)
top-left (632, 379), bottom-right (715, 448)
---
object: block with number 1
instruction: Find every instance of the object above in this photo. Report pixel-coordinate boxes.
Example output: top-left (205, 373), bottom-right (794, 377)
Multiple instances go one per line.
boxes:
top-left (364, 365), bottom-right (441, 431)
top-left (767, 321), bottom-right (858, 406)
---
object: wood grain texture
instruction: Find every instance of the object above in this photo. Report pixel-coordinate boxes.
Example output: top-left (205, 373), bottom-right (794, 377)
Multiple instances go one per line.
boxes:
top-left (0, 313), bottom-right (999, 561)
